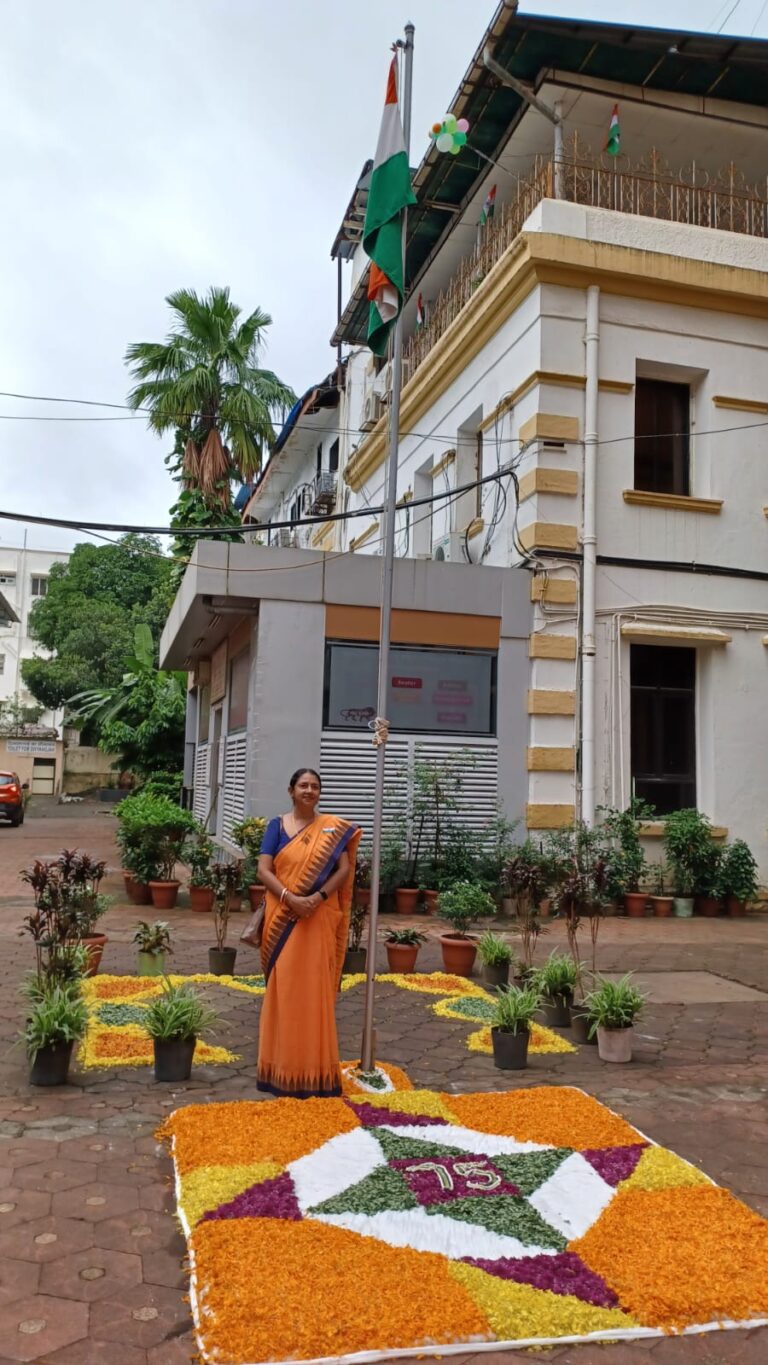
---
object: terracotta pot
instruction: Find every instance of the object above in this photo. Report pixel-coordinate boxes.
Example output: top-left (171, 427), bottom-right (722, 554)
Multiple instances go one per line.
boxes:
top-left (30, 1041), bottom-right (74, 1087)
top-left (501, 896), bottom-right (515, 918)
top-left (727, 895), bottom-right (746, 918)
top-left (651, 896), bottom-right (674, 918)
top-left (189, 886), bottom-right (214, 913)
top-left (226, 891), bottom-right (242, 913)
top-left (542, 993), bottom-right (572, 1029)
top-left (422, 890), bottom-right (439, 915)
top-left (624, 893), bottom-right (648, 918)
top-left (673, 896), bottom-right (694, 918)
top-left (355, 887), bottom-right (372, 909)
top-left (695, 896), bottom-right (723, 918)
top-left (248, 884), bottom-right (266, 911)
top-left (344, 948), bottom-right (367, 974)
top-left (491, 1026), bottom-right (529, 1070)
top-left (123, 872), bottom-right (152, 906)
top-left (137, 950), bottom-right (166, 977)
top-left (481, 961), bottom-right (510, 988)
top-left (597, 1025), bottom-right (633, 1064)
top-left (149, 880), bottom-right (180, 910)
top-left (386, 942), bottom-right (420, 973)
top-left (394, 887), bottom-right (420, 915)
top-left (81, 934), bottom-right (107, 977)
top-left (439, 934), bottom-right (477, 978)
top-left (539, 899), bottom-right (551, 920)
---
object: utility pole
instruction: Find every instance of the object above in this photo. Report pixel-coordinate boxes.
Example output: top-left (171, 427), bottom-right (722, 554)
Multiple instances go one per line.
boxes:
top-left (360, 22), bottom-right (414, 1074)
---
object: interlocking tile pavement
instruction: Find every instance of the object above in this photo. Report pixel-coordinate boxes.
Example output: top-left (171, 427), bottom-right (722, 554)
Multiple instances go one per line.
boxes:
top-left (2, 809), bottom-right (768, 1363)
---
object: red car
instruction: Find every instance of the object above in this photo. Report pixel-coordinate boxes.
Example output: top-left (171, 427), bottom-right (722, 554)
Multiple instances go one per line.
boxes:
top-left (0, 771), bottom-right (25, 826)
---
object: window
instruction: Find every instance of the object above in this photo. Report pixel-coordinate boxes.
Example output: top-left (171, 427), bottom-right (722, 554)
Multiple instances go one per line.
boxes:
top-left (31, 576), bottom-right (49, 597)
top-left (0, 573), bottom-right (16, 586)
top-left (290, 498), bottom-right (301, 524)
top-left (328, 439), bottom-right (339, 474)
top-left (630, 644), bottom-right (696, 814)
top-left (634, 378), bottom-right (690, 495)
top-left (316, 442), bottom-right (323, 476)
top-left (324, 642), bottom-right (497, 736)
top-left (228, 651), bottom-right (249, 731)
top-left (0, 653), bottom-right (4, 674)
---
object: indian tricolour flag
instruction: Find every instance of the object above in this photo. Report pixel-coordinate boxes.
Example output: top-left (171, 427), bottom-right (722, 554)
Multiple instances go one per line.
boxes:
top-left (606, 104), bottom-right (620, 157)
top-left (363, 56), bottom-right (417, 356)
top-left (480, 184), bottom-right (496, 226)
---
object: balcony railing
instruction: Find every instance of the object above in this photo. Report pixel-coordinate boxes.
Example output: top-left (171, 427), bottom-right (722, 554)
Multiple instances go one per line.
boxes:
top-left (404, 138), bottom-right (768, 376)
top-left (307, 470), bottom-right (337, 515)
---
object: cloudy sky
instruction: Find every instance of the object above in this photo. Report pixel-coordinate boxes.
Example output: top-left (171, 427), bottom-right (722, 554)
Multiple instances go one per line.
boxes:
top-left (0, 0), bottom-right (763, 554)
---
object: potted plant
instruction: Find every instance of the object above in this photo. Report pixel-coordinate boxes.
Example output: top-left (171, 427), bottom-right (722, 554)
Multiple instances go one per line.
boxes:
top-left (385, 927), bottom-right (426, 973)
top-left (533, 952), bottom-right (578, 1029)
top-left (663, 808), bottom-right (716, 918)
top-left (73, 889), bottom-right (112, 976)
top-left (344, 900), bottom-right (368, 974)
top-left (133, 920), bottom-right (173, 976)
top-left (503, 842), bottom-right (550, 976)
top-left (649, 863), bottom-right (674, 918)
top-left (23, 982), bottom-right (88, 1086)
top-left (354, 844), bottom-right (373, 911)
top-left (115, 794), bottom-right (198, 911)
top-left (718, 839), bottom-right (758, 918)
top-left (185, 832), bottom-right (215, 912)
top-left (438, 881), bottom-right (495, 977)
top-left (477, 931), bottom-right (513, 988)
top-left (231, 817), bottom-right (268, 909)
top-left (599, 801), bottom-right (653, 916)
top-left (694, 839), bottom-right (724, 917)
top-left (584, 974), bottom-right (646, 1064)
top-left (490, 984), bottom-right (541, 1070)
top-left (209, 862), bottom-right (241, 975)
top-left (144, 981), bottom-right (218, 1082)
top-left (21, 850), bottom-right (110, 977)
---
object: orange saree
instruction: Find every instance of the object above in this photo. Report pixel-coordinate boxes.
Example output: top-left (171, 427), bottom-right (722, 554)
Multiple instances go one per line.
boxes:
top-left (257, 814), bottom-right (360, 1098)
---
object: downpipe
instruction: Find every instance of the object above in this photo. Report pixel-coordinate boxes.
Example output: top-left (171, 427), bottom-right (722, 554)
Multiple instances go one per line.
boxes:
top-left (581, 285), bottom-right (600, 827)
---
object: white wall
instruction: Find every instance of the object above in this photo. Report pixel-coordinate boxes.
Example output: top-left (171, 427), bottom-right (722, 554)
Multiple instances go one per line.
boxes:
top-left (0, 546), bottom-right (69, 728)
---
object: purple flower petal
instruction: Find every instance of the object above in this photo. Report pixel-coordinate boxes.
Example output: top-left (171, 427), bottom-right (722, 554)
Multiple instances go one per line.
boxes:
top-left (582, 1143), bottom-right (647, 1187)
top-left (203, 1170), bottom-right (302, 1221)
top-left (464, 1251), bottom-right (618, 1308)
top-left (346, 1101), bottom-right (448, 1128)
top-left (390, 1154), bottom-right (520, 1205)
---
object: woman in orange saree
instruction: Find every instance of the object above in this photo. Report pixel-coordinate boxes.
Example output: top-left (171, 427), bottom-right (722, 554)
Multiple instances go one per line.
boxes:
top-left (256, 768), bottom-right (360, 1098)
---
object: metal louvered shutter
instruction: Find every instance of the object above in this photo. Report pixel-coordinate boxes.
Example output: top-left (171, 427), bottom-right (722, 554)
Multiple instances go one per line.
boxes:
top-left (221, 735), bottom-right (247, 840)
top-left (192, 745), bottom-right (210, 823)
top-left (319, 732), bottom-right (498, 838)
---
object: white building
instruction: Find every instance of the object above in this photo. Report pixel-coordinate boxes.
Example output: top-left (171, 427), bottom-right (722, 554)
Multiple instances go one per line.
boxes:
top-left (0, 543), bottom-right (70, 731)
top-left (239, 9), bottom-right (768, 876)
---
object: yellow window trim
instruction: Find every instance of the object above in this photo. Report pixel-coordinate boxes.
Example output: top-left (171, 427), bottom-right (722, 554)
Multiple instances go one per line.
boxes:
top-left (349, 520), bottom-right (380, 552)
top-left (623, 490), bottom-right (722, 515)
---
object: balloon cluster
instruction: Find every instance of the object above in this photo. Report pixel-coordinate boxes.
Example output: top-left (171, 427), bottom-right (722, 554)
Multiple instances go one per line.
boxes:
top-left (430, 114), bottom-right (469, 156)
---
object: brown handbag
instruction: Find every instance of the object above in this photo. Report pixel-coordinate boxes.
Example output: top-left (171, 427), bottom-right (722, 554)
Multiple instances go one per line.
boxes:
top-left (240, 898), bottom-right (265, 948)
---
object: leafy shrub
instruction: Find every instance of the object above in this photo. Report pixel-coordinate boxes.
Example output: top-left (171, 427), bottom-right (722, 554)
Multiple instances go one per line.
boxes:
top-left (144, 982), bottom-right (217, 1041)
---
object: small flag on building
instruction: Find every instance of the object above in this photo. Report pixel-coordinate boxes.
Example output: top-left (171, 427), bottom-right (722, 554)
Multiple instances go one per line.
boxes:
top-left (606, 104), bottom-right (620, 157)
top-left (480, 184), bottom-right (497, 226)
top-left (416, 293), bottom-right (425, 329)
top-left (363, 56), bottom-right (417, 357)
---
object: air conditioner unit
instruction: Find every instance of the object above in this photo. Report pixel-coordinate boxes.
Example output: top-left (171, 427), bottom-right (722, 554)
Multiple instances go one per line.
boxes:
top-left (374, 359), bottom-right (411, 401)
top-left (432, 533), bottom-right (465, 563)
top-left (360, 390), bottom-right (385, 431)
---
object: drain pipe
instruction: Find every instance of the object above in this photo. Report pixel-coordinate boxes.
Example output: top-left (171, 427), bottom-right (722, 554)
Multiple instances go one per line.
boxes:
top-left (581, 285), bottom-right (600, 826)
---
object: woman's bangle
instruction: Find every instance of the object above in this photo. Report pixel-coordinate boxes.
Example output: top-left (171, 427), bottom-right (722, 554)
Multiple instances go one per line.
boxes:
top-left (279, 888), bottom-right (288, 906)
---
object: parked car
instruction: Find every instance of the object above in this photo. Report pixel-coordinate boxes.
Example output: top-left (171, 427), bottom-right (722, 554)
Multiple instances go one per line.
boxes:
top-left (0, 772), bottom-right (25, 826)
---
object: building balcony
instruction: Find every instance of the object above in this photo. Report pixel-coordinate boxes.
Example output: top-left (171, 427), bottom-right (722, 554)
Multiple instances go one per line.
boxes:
top-left (404, 140), bottom-right (768, 379)
top-left (307, 470), bottom-right (337, 515)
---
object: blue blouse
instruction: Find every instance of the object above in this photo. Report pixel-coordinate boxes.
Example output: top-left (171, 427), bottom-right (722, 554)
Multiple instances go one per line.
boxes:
top-left (260, 817), bottom-right (292, 858)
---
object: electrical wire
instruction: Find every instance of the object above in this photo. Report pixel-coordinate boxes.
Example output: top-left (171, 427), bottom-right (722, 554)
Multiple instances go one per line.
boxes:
top-left (0, 465), bottom-right (519, 540)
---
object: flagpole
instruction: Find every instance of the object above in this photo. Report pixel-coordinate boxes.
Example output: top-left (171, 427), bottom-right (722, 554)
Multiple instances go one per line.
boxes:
top-left (360, 21), bottom-right (414, 1074)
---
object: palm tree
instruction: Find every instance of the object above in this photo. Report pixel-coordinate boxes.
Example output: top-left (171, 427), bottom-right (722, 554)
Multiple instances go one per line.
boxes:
top-left (126, 287), bottom-right (296, 503)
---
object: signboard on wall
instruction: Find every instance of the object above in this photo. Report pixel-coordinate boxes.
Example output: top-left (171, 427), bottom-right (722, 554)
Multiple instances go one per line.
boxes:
top-left (7, 740), bottom-right (56, 755)
top-left (210, 642), bottom-right (228, 703)
top-left (325, 643), bottom-right (496, 736)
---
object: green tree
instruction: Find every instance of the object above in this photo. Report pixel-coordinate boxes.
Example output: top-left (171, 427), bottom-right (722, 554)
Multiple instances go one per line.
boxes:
top-left (125, 286), bottom-right (296, 506)
top-left (22, 535), bottom-right (174, 713)
top-left (70, 625), bottom-right (186, 779)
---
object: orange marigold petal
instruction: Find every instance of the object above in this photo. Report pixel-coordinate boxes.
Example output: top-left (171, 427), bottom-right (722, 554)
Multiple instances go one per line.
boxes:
top-left (160, 1097), bottom-right (359, 1174)
top-left (572, 1185), bottom-right (768, 1330)
top-left (191, 1217), bottom-right (491, 1362)
top-left (444, 1087), bottom-right (644, 1150)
